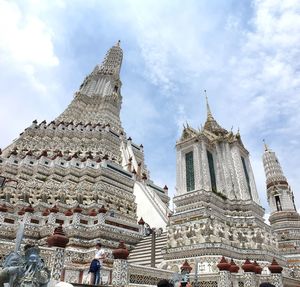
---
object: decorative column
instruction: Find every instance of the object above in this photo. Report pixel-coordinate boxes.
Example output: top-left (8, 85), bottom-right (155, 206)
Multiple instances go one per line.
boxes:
top-left (112, 240), bottom-right (129, 287)
top-left (201, 141), bottom-right (210, 190)
top-left (70, 204), bottom-right (82, 226)
top-left (217, 256), bottom-right (231, 287)
top-left (98, 205), bottom-right (107, 224)
top-left (180, 259), bottom-right (192, 287)
top-left (268, 259), bottom-right (283, 287)
top-left (242, 259), bottom-right (256, 287)
top-left (138, 217), bottom-right (145, 235)
top-left (253, 260), bottom-right (262, 287)
top-left (47, 224), bottom-right (69, 281)
top-left (0, 204), bottom-right (8, 223)
top-left (24, 204), bottom-right (35, 223)
top-left (48, 205), bottom-right (59, 224)
top-left (163, 185), bottom-right (168, 195)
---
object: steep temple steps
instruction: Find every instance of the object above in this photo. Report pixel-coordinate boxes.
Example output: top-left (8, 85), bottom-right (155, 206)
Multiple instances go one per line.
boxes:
top-left (128, 232), bottom-right (167, 267)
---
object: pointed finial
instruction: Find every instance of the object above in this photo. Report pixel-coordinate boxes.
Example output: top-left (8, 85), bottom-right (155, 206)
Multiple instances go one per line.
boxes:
top-left (263, 139), bottom-right (269, 151)
top-left (117, 40), bottom-right (121, 47)
top-left (205, 90), bottom-right (213, 119)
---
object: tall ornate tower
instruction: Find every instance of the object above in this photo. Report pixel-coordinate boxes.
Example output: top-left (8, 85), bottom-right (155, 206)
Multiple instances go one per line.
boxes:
top-left (263, 144), bottom-right (300, 275)
top-left (57, 40), bottom-right (123, 130)
top-left (0, 41), bottom-right (169, 283)
top-left (164, 96), bottom-right (280, 274)
top-left (176, 96), bottom-right (260, 204)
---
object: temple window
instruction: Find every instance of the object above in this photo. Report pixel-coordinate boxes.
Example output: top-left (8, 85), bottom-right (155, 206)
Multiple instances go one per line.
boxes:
top-left (185, 151), bottom-right (195, 191)
top-left (292, 195), bottom-right (297, 211)
top-left (275, 195), bottom-right (282, 211)
top-left (207, 150), bottom-right (217, 192)
top-left (241, 156), bottom-right (252, 199)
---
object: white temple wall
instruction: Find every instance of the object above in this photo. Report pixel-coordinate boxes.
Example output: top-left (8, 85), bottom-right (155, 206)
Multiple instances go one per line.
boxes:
top-left (201, 141), bottom-right (211, 191)
top-left (231, 145), bottom-right (249, 200)
top-left (245, 156), bottom-right (260, 205)
top-left (133, 182), bottom-right (168, 230)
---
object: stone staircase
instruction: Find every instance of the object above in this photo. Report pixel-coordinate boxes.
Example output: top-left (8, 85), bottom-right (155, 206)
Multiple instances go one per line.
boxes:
top-left (128, 232), bottom-right (167, 267)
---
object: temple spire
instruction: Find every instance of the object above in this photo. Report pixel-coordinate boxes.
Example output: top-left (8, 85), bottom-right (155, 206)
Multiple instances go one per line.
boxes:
top-left (205, 90), bottom-right (213, 120)
top-left (56, 41), bottom-right (124, 128)
top-left (263, 139), bottom-right (269, 151)
top-left (203, 91), bottom-right (227, 135)
top-left (263, 144), bottom-right (287, 186)
top-left (97, 41), bottom-right (123, 76)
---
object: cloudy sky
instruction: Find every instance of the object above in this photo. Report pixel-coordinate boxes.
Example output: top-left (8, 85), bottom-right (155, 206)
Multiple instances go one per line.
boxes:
top-left (0, 0), bottom-right (300, 212)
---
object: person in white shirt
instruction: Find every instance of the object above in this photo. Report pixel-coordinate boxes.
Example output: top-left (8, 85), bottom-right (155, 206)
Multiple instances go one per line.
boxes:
top-left (89, 243), bottom-right (106, 285)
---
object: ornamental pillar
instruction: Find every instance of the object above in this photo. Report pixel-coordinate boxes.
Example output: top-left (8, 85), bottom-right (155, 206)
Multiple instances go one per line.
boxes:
top-left (242, 259), bottom-right (256, 287)
top-left (0, 204), bottom-right (8, 223)
top-left (47, 224), bottom-right (69, 281)
top-left (48, 205), bottom-right (59, 224)
top-left (112, 240), bottom-right (129, 287)
top-left (268, 259), bottom-right (283, 287)
top-left (98, 205), bottom-right (107, 224)
top-left (72, 205), bottom-right (82, 225)
top-left (24, 204), bottom-right (34, 223)
top-left (217, 256), bottom-right (231, 287)
top-left (138, 217), bottom-right (145, 235)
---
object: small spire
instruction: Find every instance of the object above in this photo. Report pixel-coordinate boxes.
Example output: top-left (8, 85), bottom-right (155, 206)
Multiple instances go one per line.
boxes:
top-left (263, 139), bottom-right (269, 151)
top-left (98, 41), bottom-right (123, 76)
top-left (205, 90), bottom-right (213, 120)
top-left (236, 127), bottom-right (240, 139)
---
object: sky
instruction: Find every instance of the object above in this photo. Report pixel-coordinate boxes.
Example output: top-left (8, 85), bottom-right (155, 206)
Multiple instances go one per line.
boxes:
top-left (0, 0), bottom-right (300, 213)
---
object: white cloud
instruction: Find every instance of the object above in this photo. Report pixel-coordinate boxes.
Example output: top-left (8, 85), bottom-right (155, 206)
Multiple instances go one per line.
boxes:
top-left (0, 0), bottom-right (63, 149)
top-left (0, 0), bottom-right (300, 213)
top-left (115, 0), bottom-right (300, 210)
top-left (0, 1), bottom-right (58, 67)
top-left (0, 0), bottom-right (60, 99)
top-left (226, 0), bottom-right (300, 210)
